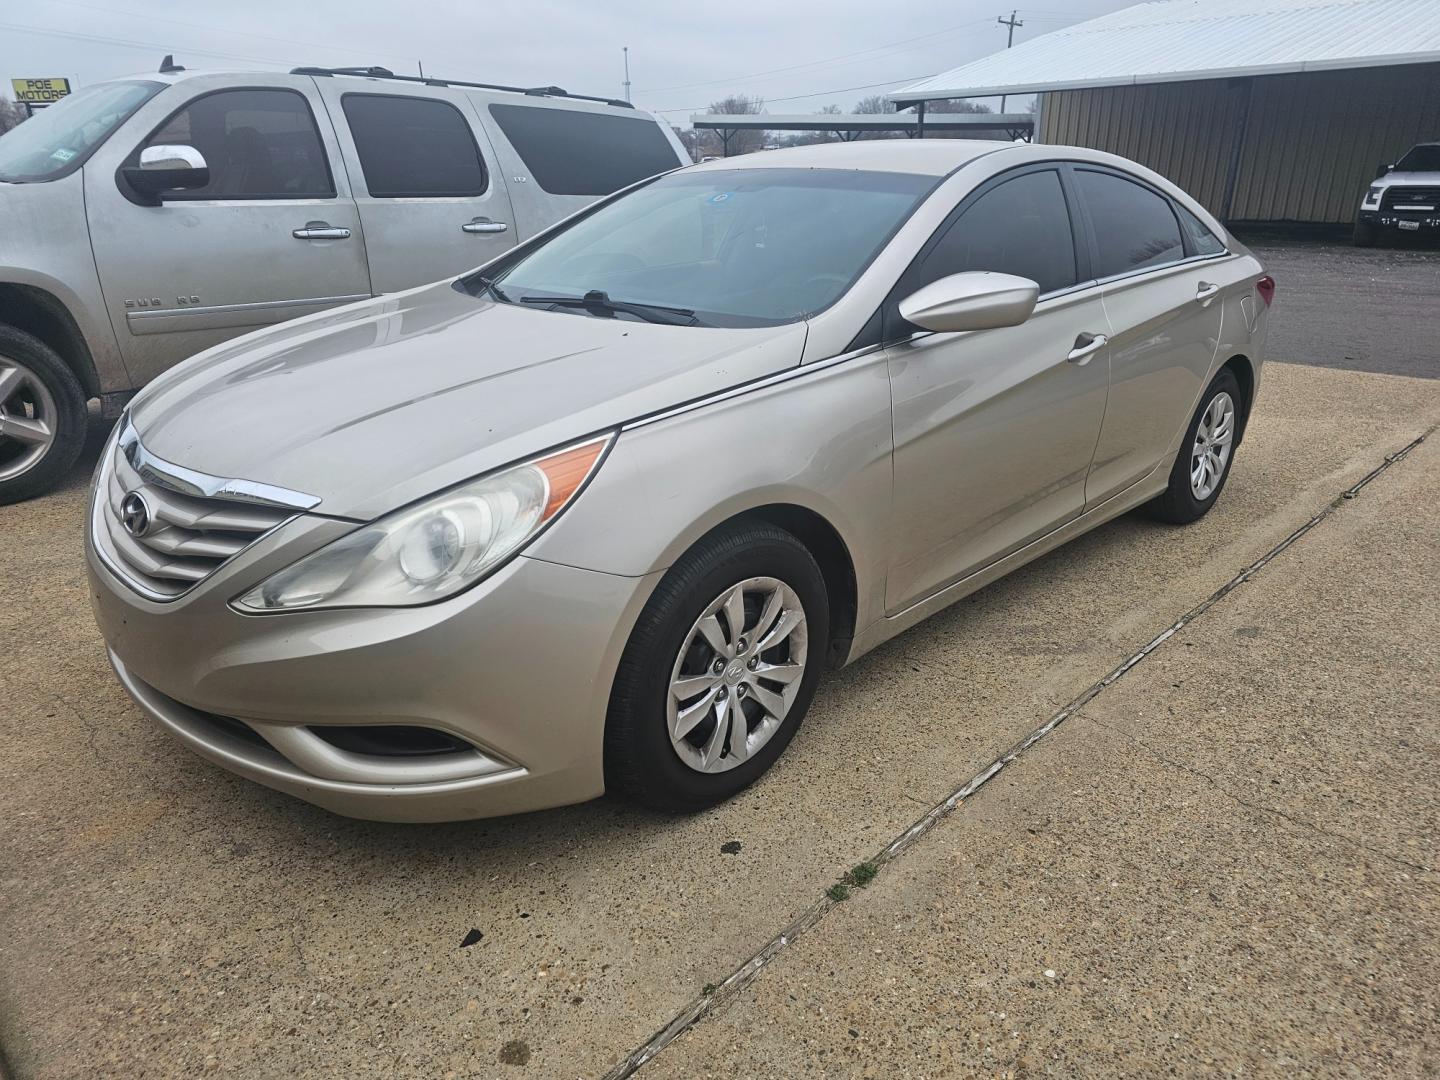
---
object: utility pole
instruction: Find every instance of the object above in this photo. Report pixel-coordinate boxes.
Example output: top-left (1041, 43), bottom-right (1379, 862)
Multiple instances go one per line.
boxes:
top-left (996, 10), bottom-right (1022, 113)
top-left (418, 60), bottom-right (425, 79)
top-left (622, 46), bottom-right (631, 103)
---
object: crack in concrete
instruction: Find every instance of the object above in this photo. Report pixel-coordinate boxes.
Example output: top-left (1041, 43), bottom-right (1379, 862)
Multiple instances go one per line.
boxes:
top-left (596, 429), bottom-right (1433, 1080)
top-left (1075, 712), bottom-right (1434, 878)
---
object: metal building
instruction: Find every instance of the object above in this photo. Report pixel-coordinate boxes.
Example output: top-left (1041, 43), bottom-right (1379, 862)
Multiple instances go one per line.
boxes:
top-left (890, 0), bottom-right (1440, 225)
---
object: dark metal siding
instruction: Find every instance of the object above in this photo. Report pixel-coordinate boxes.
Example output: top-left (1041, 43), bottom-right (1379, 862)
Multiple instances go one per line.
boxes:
top-left (1038, 62), bottom-right (1440, 223)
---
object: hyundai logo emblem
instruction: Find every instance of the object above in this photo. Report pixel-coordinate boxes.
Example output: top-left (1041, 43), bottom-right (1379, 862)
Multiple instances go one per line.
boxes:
top-left (120, 491), bottom-right (153, 538)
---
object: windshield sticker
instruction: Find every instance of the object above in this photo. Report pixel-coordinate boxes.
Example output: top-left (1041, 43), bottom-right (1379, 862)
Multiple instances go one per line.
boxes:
top-left (708, 192), bottom-right (733, 204)
top-left (49, 147), bottom-right (78, 163)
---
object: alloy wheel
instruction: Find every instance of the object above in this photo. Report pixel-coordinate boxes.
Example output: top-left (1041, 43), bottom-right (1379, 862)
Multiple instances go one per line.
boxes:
top-left (0, 358), bottom-right (58, 483)
top-left (1190, 390), bottom-right (1235, 501)
top-left (667, 576), bottom-right (809, 774)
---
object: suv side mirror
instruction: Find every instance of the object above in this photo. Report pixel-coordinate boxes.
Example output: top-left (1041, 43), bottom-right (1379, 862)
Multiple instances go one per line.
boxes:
top-left (1375, 162), bottom-right (1393, 178)
top-left (898, 271), bottom-right (1039, 334)
top-left (123, 145), bottom-right (210, 203)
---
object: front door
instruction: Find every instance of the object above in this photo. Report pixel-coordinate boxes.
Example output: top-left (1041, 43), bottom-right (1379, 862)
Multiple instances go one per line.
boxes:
top-left (85, 74), bottom-right (372, 386)
top-left (885, 166), bottom-right (1111, 612)
top-left (314, 82), bottom-right (517, 294)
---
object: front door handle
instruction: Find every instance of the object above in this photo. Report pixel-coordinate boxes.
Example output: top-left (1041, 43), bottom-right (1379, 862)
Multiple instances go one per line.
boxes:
top-left (1067, 332), bottom-right (1108, 365)
top-left (462, 217), bottom-right (509, 234)
top-left (293, 221), bottom-right (352, 240)
top-left (1195, 281), bottom-right (1221, 304)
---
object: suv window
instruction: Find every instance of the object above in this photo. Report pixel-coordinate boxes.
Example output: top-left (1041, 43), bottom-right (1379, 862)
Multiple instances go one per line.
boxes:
top-left (487, 104), bottom-right (683, 196)
top-left (1075, 169), bottom-right (1184, 277)
top-left (904, 169), bottom-right (1079, 307)
top-left (341, 94), bottom-right (487, 198)
top-left (143, 88), bottom-right (333, 199)
top-left (1175, 203), bottom-right (1225, 256)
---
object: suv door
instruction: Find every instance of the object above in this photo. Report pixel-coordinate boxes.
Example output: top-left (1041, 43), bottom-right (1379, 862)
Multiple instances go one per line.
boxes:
top-left (315, 82), bottom-right (517, 293)
top-left (1072, 167), bottom-right (1230, 505)
top-left (884, 165), bottom-right (1111, 612)
top-left (85, 74), bottom-right (371, 385)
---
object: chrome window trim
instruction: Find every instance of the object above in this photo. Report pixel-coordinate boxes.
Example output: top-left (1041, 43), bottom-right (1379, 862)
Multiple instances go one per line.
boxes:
top-left (116, 416), bottom-right (321, 510)
top-left (1090, 249), bottom-right (1237, 291)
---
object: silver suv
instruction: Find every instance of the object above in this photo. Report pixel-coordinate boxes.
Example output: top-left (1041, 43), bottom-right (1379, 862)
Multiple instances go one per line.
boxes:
top-left (0, 59), bottom-right (686, 503)
top-left (1354, 141), bottom-right (1440, 246)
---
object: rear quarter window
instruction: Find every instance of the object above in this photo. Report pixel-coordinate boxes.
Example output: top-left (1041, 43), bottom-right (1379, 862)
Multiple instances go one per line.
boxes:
top-left (487, 104), bottom-right (683, 196)
top-left (1075, 168), bottom-right (1185, 278)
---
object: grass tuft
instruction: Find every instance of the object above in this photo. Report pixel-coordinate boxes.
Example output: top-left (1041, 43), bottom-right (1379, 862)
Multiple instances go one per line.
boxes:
top-left (826, 883), bottom-right (851, 903)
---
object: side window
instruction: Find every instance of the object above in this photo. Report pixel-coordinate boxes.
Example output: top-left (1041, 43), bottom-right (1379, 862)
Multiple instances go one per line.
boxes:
top-left (906, 169), bottom-right (1080, 302)
top-left (1075, 169), bottom-right (1185, 277)
top-left (1175, 203), bottom-right (1226, 256)
top-left (487, 104), bottom-right (684, 196)
top-left (341, 94), bottom-right (487, 198)
top-left (142, 89), bottom-right (333, 199)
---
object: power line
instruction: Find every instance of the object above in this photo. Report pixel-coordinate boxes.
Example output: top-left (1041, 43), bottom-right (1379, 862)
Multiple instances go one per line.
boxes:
top-left (36, 0), bottom-right (353, 59)
top-left (0, 20), bottom-right (301, 69)
top-left (642, 17), bottom-right (992, 96)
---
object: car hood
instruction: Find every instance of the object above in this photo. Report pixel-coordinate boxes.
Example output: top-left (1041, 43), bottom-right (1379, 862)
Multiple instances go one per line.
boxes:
top-left (129, 281), bottom-right (807, 520)
top-left (1375, 169), bottom-right (1440, 189)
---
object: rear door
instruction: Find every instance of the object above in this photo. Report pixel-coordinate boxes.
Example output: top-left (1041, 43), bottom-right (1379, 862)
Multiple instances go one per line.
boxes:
top-left (315, 81), bottom-right (517, 293)
top-left (884, 165), bottom-right (1112, 611)
top-left (85, 74), bottom-right (372, 385)
top-left (474, 96), bottom-right (686, 238)
top-left (1072, 166), bottom-right (1230, 505)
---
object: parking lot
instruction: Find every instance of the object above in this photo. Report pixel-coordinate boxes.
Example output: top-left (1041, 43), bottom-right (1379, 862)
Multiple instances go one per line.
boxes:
top-left (1, 236), bottom-right (1437, 1078)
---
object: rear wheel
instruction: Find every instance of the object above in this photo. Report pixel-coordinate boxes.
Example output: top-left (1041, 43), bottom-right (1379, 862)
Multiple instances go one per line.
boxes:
top-left (606, 522), bottom-right (829, 813)
top-left (1143, 368), bottom-right (1241, 525)
top-left (1353, 219), bottom-right (1377, 247)
top-left (0, 325), bottom-right (87, 505)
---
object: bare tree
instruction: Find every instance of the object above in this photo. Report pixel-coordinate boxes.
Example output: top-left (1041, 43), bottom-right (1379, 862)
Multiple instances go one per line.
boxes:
top-left (705, 94), bottom-right (766, 156)
top-left (0, 96), bottom-right (28, 135)
top-left (852, 95), bottom-right (893, 115)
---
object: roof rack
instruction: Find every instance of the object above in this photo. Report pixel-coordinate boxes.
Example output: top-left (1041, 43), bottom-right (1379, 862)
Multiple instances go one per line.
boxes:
top-left (289, 66), bottom-right (634, 109)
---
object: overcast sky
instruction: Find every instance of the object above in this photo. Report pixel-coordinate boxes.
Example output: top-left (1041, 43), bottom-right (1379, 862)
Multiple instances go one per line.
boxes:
top-left (2, 0), bottom-right (1131, 121)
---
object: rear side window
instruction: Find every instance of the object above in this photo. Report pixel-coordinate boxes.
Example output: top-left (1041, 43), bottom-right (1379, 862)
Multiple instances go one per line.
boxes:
top-left (1076, 169), bottom-right (1184, 277)
top-left (342, 94), bottom-right (487, 198)
top-left (908, 169), bottom-right (1079, 297)
top-left (142, 88), bottom-right (333, 199)
top-left (1175, 203), bottom-right (1226, 256)
top-left (487, 104), bottom-right (683, 196)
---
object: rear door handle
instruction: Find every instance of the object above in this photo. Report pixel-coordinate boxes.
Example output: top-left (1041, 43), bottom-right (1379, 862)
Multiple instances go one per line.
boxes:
top-left (1195, 281), bottom-right (1221, 304)
top-left (462, 217), bottom-right (509, 234)
top-left (292, 221), bottom-right (351, 240)
top-left (1067, 332), bottom-right (1108, 365)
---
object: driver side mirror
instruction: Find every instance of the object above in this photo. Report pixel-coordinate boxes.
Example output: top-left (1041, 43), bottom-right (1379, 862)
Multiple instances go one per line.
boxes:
top-left (1375, 162), bottom-right (1394, 178)
top-left (122, 144), bottom-right (210, 204)
top-left (898, 271), bottom-right (1039, 334)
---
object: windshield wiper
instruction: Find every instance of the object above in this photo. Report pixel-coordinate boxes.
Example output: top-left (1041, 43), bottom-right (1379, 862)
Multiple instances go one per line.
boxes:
top-left (519, 290), bottom-right (697, 326)
top-left (472, 276), bottom-right (512, 304)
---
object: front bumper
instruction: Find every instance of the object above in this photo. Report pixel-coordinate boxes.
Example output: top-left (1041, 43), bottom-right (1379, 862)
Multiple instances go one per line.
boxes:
top-left (1357, 208), bottom-right (1440, 231)
top-left (88, 529), bottom-right (661, 822)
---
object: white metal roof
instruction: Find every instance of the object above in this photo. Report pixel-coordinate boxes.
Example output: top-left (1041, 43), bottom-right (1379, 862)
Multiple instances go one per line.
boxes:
top-left (891, 0), bottom-right (1440, 101)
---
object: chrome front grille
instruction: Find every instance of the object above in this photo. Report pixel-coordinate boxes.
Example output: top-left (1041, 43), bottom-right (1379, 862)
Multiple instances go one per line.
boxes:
top-left (92, 419), bottom-right (320, 600)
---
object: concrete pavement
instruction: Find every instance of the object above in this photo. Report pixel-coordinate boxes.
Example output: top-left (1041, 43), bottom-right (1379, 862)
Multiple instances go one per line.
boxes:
top-left (1, 362), bottom-right (1437, 1078)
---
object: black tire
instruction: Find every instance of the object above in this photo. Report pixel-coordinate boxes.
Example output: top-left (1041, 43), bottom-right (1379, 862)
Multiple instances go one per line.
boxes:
top-left (0, 324), bottom-right (88, 506)
top-left (606, 521), bottom-right (830, 813)
top-left (1353, 219), bottom-right (1377, 247)
top-left (1142, 368), bottom-right (1242, 525)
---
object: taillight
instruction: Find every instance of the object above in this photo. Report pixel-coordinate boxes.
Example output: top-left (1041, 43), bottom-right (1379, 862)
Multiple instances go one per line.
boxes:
top-left (1256, 275), bottom-right (1276, 307)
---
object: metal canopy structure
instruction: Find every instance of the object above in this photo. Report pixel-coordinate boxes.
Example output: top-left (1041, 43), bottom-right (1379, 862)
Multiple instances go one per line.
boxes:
top-left (889, 0), bottom-right (1440, 102)
top-left (690, 112), bottom-right (1034, 155)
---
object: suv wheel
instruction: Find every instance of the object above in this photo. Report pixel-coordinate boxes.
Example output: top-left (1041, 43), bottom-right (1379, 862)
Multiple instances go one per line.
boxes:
top-left (0, 324), bottom-right (88, 505)
top-left (1353, 219), bottom-right (1377, 247)
top-left (606, 522), bottom-right (829, 813)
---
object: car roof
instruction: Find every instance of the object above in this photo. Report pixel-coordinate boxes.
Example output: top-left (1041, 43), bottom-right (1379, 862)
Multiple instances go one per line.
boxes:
top-left (687, 139), bottom-right (1016, 177)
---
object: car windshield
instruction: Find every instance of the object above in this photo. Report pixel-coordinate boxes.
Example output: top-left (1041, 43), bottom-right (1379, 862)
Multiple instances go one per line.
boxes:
top-left (0, 81), bottom-right (162, 183)
top-left (488, 167), bottom-right (936, 328)
top-left (1396, 145), bottom-right (1440, 172)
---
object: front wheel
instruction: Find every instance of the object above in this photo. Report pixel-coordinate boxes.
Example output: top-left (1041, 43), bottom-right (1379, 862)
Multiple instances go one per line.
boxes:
top-left (1142, 368), bottom-right (1241, 525)
top-left (606, 522), bottom-right (829, 813)
top-left (1353, 219), bottom-right (1377, 247)
top-left (0, 324), bottom-right (88, 506)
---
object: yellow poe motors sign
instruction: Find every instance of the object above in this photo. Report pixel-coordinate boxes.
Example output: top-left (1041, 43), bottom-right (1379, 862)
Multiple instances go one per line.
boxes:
top-left (11, 77), bottom-right (73, 107)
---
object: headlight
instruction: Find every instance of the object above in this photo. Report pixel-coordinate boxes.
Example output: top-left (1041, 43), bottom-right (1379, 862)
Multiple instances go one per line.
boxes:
top-left (1365, 185), bottom-right (1382, 204)
top-left (234, 434), bottom-right (612, 612)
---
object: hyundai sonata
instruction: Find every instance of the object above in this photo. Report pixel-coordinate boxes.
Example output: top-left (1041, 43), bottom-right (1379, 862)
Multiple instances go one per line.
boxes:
top-left (88, 141), bottom-right (1272, 821)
